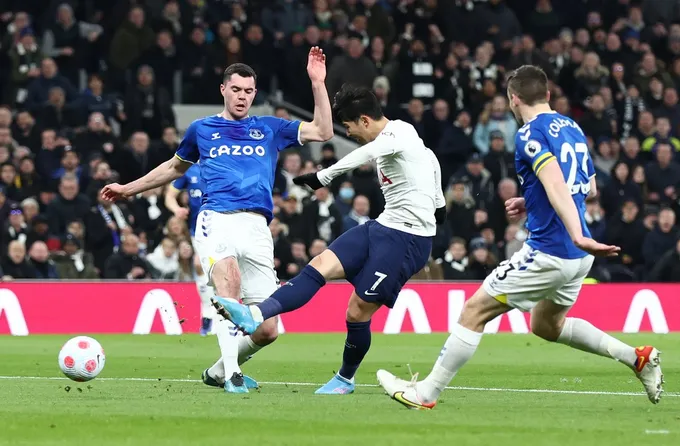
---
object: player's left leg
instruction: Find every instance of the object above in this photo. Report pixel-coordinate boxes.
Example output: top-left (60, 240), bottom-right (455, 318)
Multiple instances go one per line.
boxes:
top-left (315, 292), bottom-right (381, 395)
top-left (193, 253), bottom-right (215, 336)
top-left (317, 222), bottom-right (433, 395)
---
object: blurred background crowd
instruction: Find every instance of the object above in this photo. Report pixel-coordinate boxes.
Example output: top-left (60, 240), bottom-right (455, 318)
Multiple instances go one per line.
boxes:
top-left (2, 0), bottom-right (680, 283)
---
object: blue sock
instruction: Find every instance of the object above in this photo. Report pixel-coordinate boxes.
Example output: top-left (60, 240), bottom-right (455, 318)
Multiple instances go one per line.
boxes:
top-left (257, 265), bottom-right (326, 320)
top-left (338, 320), bottom-right (371, 380)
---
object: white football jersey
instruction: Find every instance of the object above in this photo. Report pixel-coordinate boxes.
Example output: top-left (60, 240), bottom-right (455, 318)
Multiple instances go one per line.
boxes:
top-left (317, 120), bottom-right (445, 236)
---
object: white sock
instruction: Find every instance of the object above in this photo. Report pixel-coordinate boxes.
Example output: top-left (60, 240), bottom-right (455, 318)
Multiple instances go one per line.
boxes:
top-left (207, 357), bottom-right (225, 383)
top-left (418, 323), bottom-right (483, 403)
top-left (238, 335), bottom-right (263, 365)
top-left (215, 319), bottom-right (242, 379)
top-left (195, 273), bottom-right (215, 319)
top-left (557, 317), bottom-right (637, 368)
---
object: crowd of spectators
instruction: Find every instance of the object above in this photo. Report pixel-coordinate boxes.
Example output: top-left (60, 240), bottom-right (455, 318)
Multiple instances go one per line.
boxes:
top-left (2, 0), bottom-right (680, 283)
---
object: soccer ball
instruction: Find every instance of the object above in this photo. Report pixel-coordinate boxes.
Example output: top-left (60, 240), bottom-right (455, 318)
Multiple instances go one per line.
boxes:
top-left (58, 336), bottom-right (106, 382)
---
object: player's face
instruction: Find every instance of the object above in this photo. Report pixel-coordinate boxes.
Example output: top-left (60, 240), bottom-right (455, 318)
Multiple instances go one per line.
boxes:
top-left (342, 117), bottom-right (371, 144)
top-left (221, 74), bottom-right (257, 119)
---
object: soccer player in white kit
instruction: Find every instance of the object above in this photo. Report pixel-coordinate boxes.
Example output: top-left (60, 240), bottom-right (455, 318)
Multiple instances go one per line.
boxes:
top-left (101, 48), bottom-right (334, 393)
top-left (213, 84), bottom-right (447, 394)
top-left (376, 65), bottom-right (664, 409)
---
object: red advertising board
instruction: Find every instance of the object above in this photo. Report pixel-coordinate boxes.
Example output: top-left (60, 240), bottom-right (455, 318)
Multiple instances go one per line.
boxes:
top-left (0, 282), bottom-right (677, 335)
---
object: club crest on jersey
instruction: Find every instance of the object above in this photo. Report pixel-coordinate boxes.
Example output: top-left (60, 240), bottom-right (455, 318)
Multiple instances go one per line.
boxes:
top-left (249, 129), bottom-right (265, 140)
top-left (524, 140), bottom-right (541, 158)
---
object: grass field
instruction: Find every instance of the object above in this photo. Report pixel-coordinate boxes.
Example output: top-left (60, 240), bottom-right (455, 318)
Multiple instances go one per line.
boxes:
top-left (0, 333), bottom-right (677, 446)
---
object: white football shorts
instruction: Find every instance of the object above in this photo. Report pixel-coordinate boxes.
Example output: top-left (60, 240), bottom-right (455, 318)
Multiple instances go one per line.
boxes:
top-left (483, 243), bottom-right (594, 312)
top-left (193, 210), bottom-right (278, 304)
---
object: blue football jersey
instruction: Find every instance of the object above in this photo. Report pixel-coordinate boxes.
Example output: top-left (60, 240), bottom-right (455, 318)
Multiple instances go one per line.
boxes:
top-left (515, 112), bottom-right (595, 259)
top-left (171, 163), bottom-right (204, 236)
top-left (175, 115), bottom-right (302, 222)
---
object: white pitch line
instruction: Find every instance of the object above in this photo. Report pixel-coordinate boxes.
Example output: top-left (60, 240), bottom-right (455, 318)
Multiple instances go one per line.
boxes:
top-left (0, 375), bottom-right (676, 398)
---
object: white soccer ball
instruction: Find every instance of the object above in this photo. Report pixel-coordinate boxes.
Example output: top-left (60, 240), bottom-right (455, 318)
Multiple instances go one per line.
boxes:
top-left (58, 336), bottom-right (106, 382)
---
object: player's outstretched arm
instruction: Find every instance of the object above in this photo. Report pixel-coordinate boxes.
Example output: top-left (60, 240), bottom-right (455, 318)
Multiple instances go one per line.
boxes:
top-left (295, 136), bottom-right (396, 190)
top-left (537, 160), bottom-right (620, 257)
top-left (299, 46), bottom-right (334, 143)
top-left (101, 156), bottom-right (190, 202)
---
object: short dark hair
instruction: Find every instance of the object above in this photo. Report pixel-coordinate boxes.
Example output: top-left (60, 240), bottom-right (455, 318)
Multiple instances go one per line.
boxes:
top-left (507, 65), bottom-right (548, 106)
top-left (223, 63), bottom-right (257, 83)
top-left (332, 84), bottom-right (384, 123)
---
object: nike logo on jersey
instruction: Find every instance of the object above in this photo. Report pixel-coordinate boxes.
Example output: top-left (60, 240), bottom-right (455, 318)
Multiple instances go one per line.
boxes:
top-left (365, 291), bottom-right (379, 296)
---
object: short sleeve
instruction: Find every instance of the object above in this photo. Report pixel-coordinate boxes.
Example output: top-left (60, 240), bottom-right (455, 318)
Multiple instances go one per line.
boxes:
top-left (175, 120), bottom-right (200, 164)
top-left (516, 131), bottom-right (555, 176)
top-left (586, 154), bottom-right (596, 178)
top-left (262, 117), bottom-right (302, 151)
top-left (172, 173), bottom-right (188, 191)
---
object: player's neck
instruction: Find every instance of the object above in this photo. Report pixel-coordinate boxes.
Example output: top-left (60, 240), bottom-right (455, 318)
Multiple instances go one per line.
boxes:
top-left (520, 103), bottom-right (554, 124)
top-left (219, 109), bottom-right (247, 121)
top-left (368, 117), bottom-right (390, 140)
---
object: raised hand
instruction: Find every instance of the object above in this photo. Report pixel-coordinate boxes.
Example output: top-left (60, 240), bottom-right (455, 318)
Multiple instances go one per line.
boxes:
top-left (307, 46), bottom-right (327, 83)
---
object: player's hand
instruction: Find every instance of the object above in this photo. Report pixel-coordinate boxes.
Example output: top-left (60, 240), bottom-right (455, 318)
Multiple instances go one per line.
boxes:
top-left (573, 237), bottom-right (621, 257)
top-left (174, 207), bottom-right (189, 219)
top-left (101, 183), bottom-right (130, 202)
top-left (505, 197), bottom-right (526, 219)
top-left (307, 46), bottom-right (326, 83)
top-left (293, 172), bottom-right (324, 190)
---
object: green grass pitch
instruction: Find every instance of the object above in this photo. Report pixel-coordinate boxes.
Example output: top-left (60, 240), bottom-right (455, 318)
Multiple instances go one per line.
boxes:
top-left (0, 333), bottom-right (677, 446)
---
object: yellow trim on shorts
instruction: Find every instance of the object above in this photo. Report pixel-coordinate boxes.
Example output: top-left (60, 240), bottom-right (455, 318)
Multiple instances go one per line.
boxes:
top-left (533, 154), bottom-right (556, 176)
top-left (174, 153), bottom-right (195, 164)
top-left (494, 294), bottom-right (508, 305)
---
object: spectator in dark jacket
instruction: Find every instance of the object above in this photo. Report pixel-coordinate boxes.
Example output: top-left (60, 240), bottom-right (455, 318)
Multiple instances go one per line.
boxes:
top-left (642, 208), bottom-right (678, 271)
top-left (455, 153), bottom-right (495, 210)
top-left (648, 239), bottom-right (680, 282)
top-left (87, 190), bottom-right (135, 274)
top-left (605, 199), bottom-right (648, 276)
top-left (299, 188), bottom-right (343, 245)
top-left (52, 233), bottom-right (99, 279)
top-left (1, 240), bottom-right (36, 279)
top-left (25, 58), bottom-right (79, 110)
top-left (28, 240), bottom-right (59, 279)
top-left (46, 174), bottom-right (91, 236)
top-left (483, 130), bottom-right (516, 188)
top-left (343, 195), bottom-right (370, 232)
top-left (104, 233), bottom-right (151, 279)
top-left (436, 237), bottom-right (474, 281)
top-left (123, 65), bottom-right (176, 140)
top-left (645, 143), bottom-right (680, 204)
top-left (600, 161), bottom-right (643, 217)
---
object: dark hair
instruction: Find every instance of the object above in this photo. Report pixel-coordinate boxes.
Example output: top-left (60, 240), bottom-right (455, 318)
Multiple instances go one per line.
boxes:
top-left (332, 84), bottom-right (384, 123)
top-left (223, 63), bottom-right (257, 83)
top-left (507, 65), bottom-right (548, 106)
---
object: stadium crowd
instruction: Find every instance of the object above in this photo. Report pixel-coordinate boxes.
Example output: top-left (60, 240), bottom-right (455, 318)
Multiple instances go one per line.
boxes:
top-left (1, 0), bottom-right (680, 283)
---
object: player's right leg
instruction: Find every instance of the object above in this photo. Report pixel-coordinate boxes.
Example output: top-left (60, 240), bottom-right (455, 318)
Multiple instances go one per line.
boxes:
top-left (193, 210), bottom-right (249, 393)
top-left (212, 223), bottom-right (370, 334)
